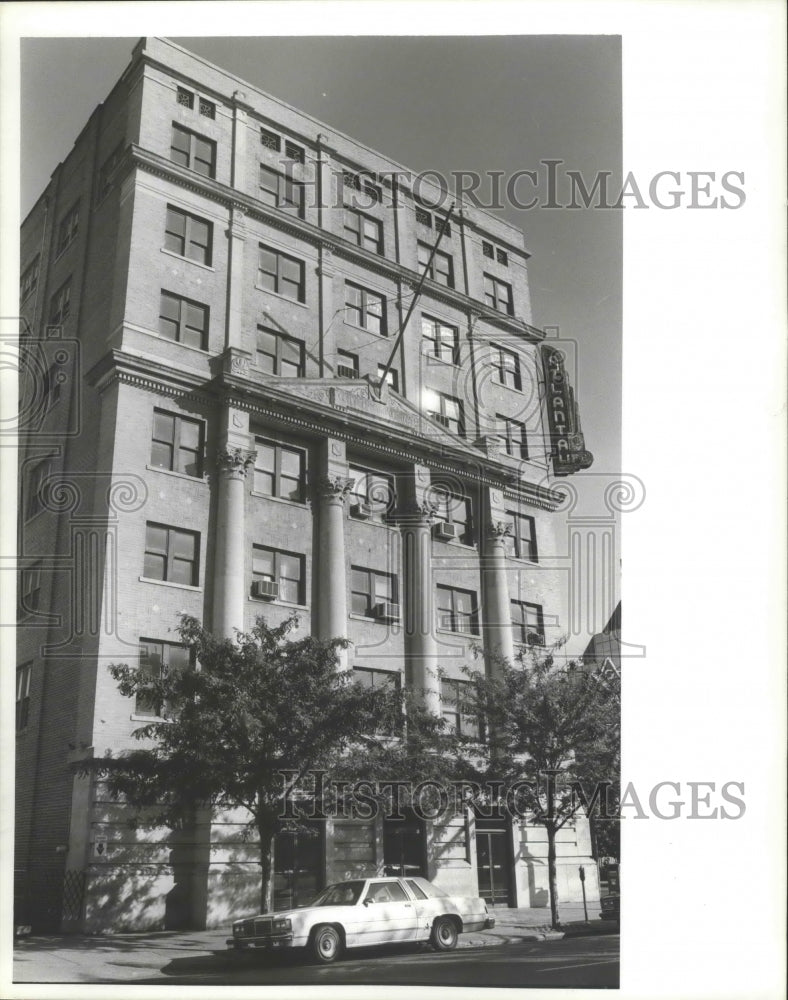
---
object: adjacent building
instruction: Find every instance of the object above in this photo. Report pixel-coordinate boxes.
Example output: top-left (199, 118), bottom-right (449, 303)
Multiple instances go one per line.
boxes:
top-left (16, 37), bottom-right (597, 931)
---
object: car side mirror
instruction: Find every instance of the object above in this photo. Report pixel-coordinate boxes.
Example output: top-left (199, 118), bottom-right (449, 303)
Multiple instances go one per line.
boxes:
top-left (363, 898), bottom-right (374, 906)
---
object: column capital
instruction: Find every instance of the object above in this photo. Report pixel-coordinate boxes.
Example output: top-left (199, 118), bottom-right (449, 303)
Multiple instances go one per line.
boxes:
top-left (217, 446), bottom-right (256, 479)
top-left (315, 475), bottom-right (354, 503)
top-left (396, 500), bottom-right (438, 526)
top-left (486, 520), bottom-right (512, 540)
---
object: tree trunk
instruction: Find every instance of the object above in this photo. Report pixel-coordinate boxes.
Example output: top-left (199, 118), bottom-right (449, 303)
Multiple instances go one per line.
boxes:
top-left (546, 823), bottom-right (560, 929)
top-left (257, 820), bottom-right (276, 914)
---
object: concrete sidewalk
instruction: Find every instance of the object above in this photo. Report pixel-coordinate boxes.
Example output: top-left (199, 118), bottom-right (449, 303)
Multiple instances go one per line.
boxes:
top-left (12, 905), bottom-right (614, 985)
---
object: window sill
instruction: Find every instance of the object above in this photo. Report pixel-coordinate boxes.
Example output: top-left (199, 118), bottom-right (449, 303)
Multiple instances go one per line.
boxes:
top-left (436, 628), bottom-right (480, 639)
top-left (123, 323), bottom-right (213, 355)
top-left (254, 284), bottom-right (309, 309)
top-left (146, 464), bottom-right (208, 484)
top-left (432, 537), bottom-right (477, 550)
top-left (346, 514), bottom-right (397, 529)
top-left (422, 352), bottom-right (461, 370)
top-left (248, 597), bottom-right (308, 611)
top-left (250, 491), bottom-right (307, 508)
top-left (130, 713), bottom-right (172, 724)
top-left (343, 319), bottom-right (388, 338)
top-left (506, 554), bottom-right (539, 566)
top-left (349, 613), bottom-right (398, 624)
top-left (139, 576), bottom-right (203, 592)
top-left (160, 248), bottom-right (215, 272)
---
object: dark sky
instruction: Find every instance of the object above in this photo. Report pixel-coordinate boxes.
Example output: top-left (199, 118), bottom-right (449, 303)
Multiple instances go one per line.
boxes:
top-left (20, 35), bottom-right (622, 506)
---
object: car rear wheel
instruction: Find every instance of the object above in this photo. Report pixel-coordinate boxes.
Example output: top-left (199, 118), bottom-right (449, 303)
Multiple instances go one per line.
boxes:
top-left (310, 924), bottom-right (342, 964)
top-left (430, 916), bottom-right (459, 951)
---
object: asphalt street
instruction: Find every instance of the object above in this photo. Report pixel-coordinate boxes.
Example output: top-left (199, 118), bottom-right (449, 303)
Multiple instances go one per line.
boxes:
top-left (131, 934), bottom-right (620, 988)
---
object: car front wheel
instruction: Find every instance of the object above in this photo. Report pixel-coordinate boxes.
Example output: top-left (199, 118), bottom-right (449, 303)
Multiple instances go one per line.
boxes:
top-left (430, 916), bottom-right (459, 951)
top-left (310, 924), bottom-right (342, 964)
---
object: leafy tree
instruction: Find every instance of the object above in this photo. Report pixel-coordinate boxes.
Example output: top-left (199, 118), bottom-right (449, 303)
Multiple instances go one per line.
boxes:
top-left (80, 614), bottom-right (407, 913)
top-left (452, 647), bottom-right (620, 929)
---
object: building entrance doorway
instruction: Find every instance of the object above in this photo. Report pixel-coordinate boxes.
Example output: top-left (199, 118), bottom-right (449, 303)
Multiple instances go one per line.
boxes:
top-left (383, 812), bottom-right (426, 878)
top-left (475, 817), bottom-right (511, 906)
top-left (273, 822), bottom-right (323, 910)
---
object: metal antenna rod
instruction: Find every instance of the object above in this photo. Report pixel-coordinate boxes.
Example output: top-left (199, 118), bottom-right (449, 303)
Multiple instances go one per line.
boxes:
top-left (376, 202), bottom-right (455, 390)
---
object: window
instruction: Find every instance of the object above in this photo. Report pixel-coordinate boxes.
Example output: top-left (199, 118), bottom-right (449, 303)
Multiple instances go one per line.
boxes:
top-left (343, 171), bottom-right (381, 206)
top-left (417, 242), bottom-right (454, 288)
top-left (176, 86), bottom-right (194, 109)
top-left (55, 202), bottom-right (79, 253)
top-left (344, 208), bottom-right (383, 254)
top-left (19, 565), bottom-right (41, 617)
top-left (16, 664), bottom-right (32, 732)
top-left (259, 165), bottom-right (305, 217)
top-left (497, 414), bottom-right (528, 459)
top-left (260, 126), bottom-right (281, 151)
top-left (257, 245), bottom-right (305, 302)
top-left (441, 678), bottom-right (480, 738)
top-left (164, 206), bottom-right (212, 265)
top-left (430, 486), bottom-right (473, 544)
top-left (424, 389), bottom-right (465, 436)
top-left (422, 315), bottom-right (459, 364)
top-left (21, 257), bottom-right (39, 301)
top-left (257, 328), bottom-right (304, 377)
top-left (159, 290), bottom-right (209, 349)
top-left (482, 240), bottom-right (508, 266)
top-left (506, 511), bottom-right (538, 562)
top-left (254, 439), bottom-right (305, 501)
top-left (496, 247), bottom-right (508, 266)
top-left (136, 640), bottom-right (191, 717)
top-left (484, 274), bottom-right (513, 315)
top-left (354, 667), bottom-right (401, 692)
top-left (284, 140), bottom-right (305, 163)
top-left (336, 349), bottom-right (359, 378)
top-left (49, 279), bottom-right (71, 326)
top-left (253, 546), bottom-right (305, 604)
top-left (377, 364), bottom-right (399, 391)
top-left (349, 465), bottom-right (395, 512)
top-left (414, 206), bottom-right (451, 234)
top-left (345, 282), bottom-right (385, 335)
top-left (170, 124), bottom-right (216, 178)
top-left (351, 566), bottom-right (397, 617)
top-left (26, 458), bottom-right (53, 520)
top-left (511, 600), bottom-right (545, 645)
top-left (97, 143), bottom-right (123, 200)
top-left (198, 97), bottom-right (215, 119)
top-left (493, 345), bottom-right (522, 390)
top-left (437, 585), bottom-right (479, 635)
top-left (144, 523), bottom-right (199, 586)
top-left (367, 881), bottom-right (408, 903)
top-left (482, 240), bottom-right (494, 259)
top-left (150, 410), bottom-right (204, 477)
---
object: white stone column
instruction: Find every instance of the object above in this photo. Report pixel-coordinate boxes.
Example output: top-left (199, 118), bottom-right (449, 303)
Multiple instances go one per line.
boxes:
top-left (225, 204), bottom-right (247, 351)
top-left (213, 420), bottom-right (255, 638)
top-left (315, 439), bottom-right (352, 669)
top-left (482, 521), bottom-right (516, 676)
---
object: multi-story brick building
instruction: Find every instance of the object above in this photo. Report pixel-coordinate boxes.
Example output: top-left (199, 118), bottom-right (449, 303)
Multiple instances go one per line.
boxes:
top-left (16, 36), bottom-right (597, 932)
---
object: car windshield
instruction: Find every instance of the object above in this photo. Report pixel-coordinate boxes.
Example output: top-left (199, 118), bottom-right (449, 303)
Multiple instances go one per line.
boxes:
top-left (309, 881), bottom-right (365, 907)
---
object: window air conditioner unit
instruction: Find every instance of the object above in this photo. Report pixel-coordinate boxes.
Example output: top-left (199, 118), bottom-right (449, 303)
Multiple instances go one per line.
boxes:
top-left (336, 365), bottom-right (359, 379)
top-left (433, 414), bottom-right (451, 428)
top-left (526, 630), bottom-right (545, 647)
top-left (350, 502), bottom-right (373, 519)
top-left (252, 579), bottom-right (279, 600)
top-left (373, 602), bottom-right (400, 622)
top-left (434, 520), bottom-right (459, 540)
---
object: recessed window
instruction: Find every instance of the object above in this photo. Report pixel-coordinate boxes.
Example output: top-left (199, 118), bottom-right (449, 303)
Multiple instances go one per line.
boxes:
top-left (170, 124), bottom-right (216, 178)
top-left (136, 640), bottom-right (190, 717)
top-left (349, 464), bottom-right (395, 513)
top-left (496, 247), bottom-right (508, 266)
top-left (430, 486), bottom-right (473, 544)
top-left (259, 165), bottom-right (305, 217)
top-left (164, 206), bottom-right (212, 266)
top-left (482, 239), bottom-right (508, 266)
top-left (19, 565), bottom-right (42, 618)
top-left (16, 663), bottom-right (32, 732)
top-left (257, 328), bottom-right (304, 377)
top-left (260, 126), bottom-right (281, 151)
top-left (159, 290), bottom-right (209, 349)
top-left (253, 545), bottom-right (305, 604)
top-left (254, 438), bottom-right (305, 501)
top-left (484, 274), bottom-right (513, 315)
top-left (26, 458), bottom-right (53, 520)
top-left (351, 566), bottom-right (397, 617)
top-left (506, 511), bottom-right (538, 562)
top-left (497, 413), bottom-right (528, 459)
top-left (345, 282), bottom-right (386, 335)
top-left (56, 202), bottom-right (80, 255)
top-left (354, 667), bottom-right (401, 692)
top-left (437, 585), bottom-right (479, 635)
top-left (176, 87), bottom-right (194, 109)
top-left (441, 678), bottom-right (480, 738)
top-left (377, 364), bottom-right (399, 391)
top-left (284, 140), bottom-right (305, 163)
top-left (144, 522), bottom-right (199, 586)
top-left (424, 389), bottom-right (465, 436)
top-left (198, 97), bottom-right (216, 119)
top-left (343, 171), bottom-right (381, 206)
top-left (422, 315), bottom-right (459, 364)
top-left (20, 256), bottom-right (40, 301)
top-left (415, 206), bottom-right (432, 227)
top-left (257, 245), bottom-right (305, 302)
top-left (49, 279), bottom-right (71, 326)
top-left (336, 349), bottom-right (359, 378)
top-left (150, 410), bottom-right (204, 477)
top-left (417, 242), bottom-right (454, 288)
top-left (482, 240), bottom-right (494, 259)
top-left (511, 600), bottom-right (545, 645)
top-left (97, 143), bottom-right (123, 200)
top-left (493, 345), bottom-right (522, 391)
top-left (344, 208), bottom-right (383, 254)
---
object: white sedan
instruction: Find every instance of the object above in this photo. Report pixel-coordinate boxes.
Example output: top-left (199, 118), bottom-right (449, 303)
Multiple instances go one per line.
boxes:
top-left (227, 875), bottom-right (495, 963)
